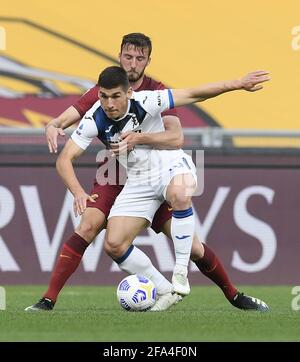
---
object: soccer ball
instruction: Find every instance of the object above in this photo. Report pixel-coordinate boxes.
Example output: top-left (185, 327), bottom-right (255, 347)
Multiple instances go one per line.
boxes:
top-left (117, 275), bottom-right (157, 312)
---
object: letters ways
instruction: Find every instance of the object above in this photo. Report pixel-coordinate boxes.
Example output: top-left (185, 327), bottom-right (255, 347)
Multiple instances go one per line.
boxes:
top-left (0, 185), bottom-right (277, 276)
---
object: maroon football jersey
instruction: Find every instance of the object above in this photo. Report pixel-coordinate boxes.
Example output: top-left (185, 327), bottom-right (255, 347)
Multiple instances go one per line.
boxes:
top-left (73, 75), bottom-right (178, 118)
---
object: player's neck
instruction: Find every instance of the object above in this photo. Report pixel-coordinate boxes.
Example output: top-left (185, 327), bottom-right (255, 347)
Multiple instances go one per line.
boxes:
top-left (130, 76), bottom-right (145, 91)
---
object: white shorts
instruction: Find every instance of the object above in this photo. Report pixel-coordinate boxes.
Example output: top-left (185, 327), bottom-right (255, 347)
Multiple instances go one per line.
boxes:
top-left (108, 151), bottom-right (197, 224)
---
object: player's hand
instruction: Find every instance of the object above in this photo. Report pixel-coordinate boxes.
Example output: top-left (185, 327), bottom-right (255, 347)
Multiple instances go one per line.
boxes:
top-left (109, 141), bottom-right (129, 156)
top-left (120, 131), bottom-right (141, 149)
top-left (45, 124), bottom-right (65, 154)
top-left (73, 192), bottom-right (98, 217)
top-left (109, 133), bottom-right (139, 156)
top-left (90, 194), bottom-right (99, 200)
top-left (239, 70), bottom-right (270, 92)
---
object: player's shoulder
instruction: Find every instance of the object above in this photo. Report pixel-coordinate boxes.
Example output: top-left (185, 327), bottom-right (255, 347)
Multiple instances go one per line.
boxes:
top-left (83, 100), bottom-right (101, 119)
top-left (132, 90), bottom-right (163, 107)
top-left (82, 84), bottom-right (99, 97)
top-left (139, 75), bottom-right (166, 91)
top-left (132, 90), bottom-right (155, 100)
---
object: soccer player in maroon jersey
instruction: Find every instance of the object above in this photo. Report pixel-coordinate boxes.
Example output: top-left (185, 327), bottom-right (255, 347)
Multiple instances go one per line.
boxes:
top-left (25, 33), bottom-right (268, 312)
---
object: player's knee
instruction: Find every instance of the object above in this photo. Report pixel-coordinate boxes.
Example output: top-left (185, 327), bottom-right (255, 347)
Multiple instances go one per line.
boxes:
top-left (104, 235), bottom-right (126, 259)
top-left (168, 188), bottom-right (192, 210)
top-left (103, 239), bottom-right (113, 256)
top-left (75, 221), bottom-right (99, 242)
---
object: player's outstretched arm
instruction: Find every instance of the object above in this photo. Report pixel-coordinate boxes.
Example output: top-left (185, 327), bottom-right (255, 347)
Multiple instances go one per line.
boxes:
top-left (45, 106), bottom-right (81, 154)
top-left (56, 139), bottom-right (96, 216)
top-left (172, 70), bottom-right (270, 107)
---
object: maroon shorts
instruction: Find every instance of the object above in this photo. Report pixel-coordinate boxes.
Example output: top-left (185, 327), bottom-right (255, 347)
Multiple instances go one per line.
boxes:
top-left (86, 181), bottom-right (172, 233)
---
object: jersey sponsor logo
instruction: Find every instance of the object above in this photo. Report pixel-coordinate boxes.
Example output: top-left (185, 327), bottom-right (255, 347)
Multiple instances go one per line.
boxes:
top-left (157, 93), bottom-right (162, 106)
top-left (175, 235), bottom-right (191, 240)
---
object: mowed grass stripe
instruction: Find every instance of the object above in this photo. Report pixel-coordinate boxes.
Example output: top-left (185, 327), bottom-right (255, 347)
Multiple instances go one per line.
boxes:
top-left (0, 286), bottom-right (299, 341)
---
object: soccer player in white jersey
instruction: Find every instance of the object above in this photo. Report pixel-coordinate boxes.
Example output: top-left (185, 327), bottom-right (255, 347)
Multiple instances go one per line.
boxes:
top-left (55, 66), bottom-right (269, 310)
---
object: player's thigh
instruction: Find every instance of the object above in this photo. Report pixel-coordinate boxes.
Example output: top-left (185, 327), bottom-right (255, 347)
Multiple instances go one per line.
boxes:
top-left (109, 182), bottom-right (160, 220)
top-left (86, 182), bottom-right (123, 218)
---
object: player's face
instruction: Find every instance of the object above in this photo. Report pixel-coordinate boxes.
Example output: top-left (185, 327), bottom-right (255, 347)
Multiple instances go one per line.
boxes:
top-left (98, 86), bottom-right (132, 120)
top-left (119, 44), bottom-right (150, 83)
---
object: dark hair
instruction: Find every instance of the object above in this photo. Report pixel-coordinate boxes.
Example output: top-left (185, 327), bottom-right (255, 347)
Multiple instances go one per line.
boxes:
top-left (120, 33), bottom-right (152, 56)
top-left (97, 66), bottom-right (129, 91)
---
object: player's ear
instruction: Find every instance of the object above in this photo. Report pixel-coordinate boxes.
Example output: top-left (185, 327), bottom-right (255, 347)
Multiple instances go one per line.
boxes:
top-left (127, 87), bottom-right (133, 98)
top-left (118, 52), bottom-right (121, 63)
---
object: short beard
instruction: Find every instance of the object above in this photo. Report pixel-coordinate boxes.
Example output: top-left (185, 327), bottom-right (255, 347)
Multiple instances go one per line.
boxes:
top-left (127, 71), bottom-right (144, 82)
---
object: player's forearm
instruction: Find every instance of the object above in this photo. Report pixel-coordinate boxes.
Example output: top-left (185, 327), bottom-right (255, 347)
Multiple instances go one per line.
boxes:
top-left (138, 130), bottom-right (183, 149)
top-left (46, 106), bottom-right (81, 130)
top-left (173, 71), bottom-right (270, 106)
top-left (192, 79), bottom-right (241, 100)
top-left (138, 131), bottom-right (181, 149)
top-left (173, 79), bottom-right (241, 106)
top-left (56, 156), bottom-right (85, 196)
top-left (138, 116), bottom-right (184, 149)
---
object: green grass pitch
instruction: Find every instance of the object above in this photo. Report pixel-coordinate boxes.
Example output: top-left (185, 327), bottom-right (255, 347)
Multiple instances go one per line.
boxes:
top-left (0, 285), bottom-right (299, 341)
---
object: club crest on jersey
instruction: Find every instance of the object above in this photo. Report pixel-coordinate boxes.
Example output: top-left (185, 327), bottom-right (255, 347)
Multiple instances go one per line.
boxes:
top-left (131, 114), bottom-right (139, 128)
top-left (123, 113), bottom-right (140, 132)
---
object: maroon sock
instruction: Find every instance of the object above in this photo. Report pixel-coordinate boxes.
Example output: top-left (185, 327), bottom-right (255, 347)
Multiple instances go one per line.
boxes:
top-left (44, 233), bottom-right (89, 303)
top-left (194, 244), bottom-right (237, 301)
